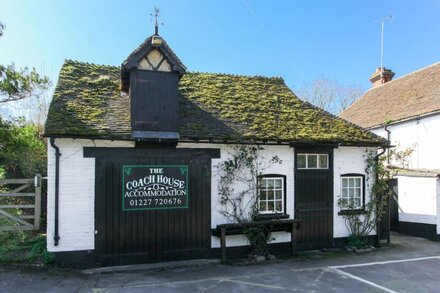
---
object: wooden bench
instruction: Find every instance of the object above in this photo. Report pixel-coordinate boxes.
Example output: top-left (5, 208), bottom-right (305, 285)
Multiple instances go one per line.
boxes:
top-left (213, 219), bottom-right (301, 264)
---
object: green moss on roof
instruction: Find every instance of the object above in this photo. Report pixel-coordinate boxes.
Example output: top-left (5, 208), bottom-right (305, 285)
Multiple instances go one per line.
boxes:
top-left (45, 60), bottom-right (386, 145)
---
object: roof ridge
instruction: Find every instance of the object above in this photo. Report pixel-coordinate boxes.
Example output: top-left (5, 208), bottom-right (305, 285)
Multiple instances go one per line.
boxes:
top-left (367, 60), bottom-right (440, 91)
top-left (187, 71), bottom-right (285, 81)
top-left (64, 59), bottom-right (119, 69)
top-left (340, 60), bottom-right (440, 117)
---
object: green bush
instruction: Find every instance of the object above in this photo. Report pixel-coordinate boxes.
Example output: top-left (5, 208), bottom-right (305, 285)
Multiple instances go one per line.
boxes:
top-left (0, 232), bottom-right (54, 264)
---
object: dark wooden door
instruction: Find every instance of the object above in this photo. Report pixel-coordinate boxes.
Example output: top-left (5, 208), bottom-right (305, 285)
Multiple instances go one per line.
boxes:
top-left (294, 149), bottom-right (333, 250)
top-left (90, 148), bottom-right (217, 266)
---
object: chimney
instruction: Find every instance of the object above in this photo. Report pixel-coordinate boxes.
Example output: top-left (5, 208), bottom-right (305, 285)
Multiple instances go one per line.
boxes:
top-left (369, 67), bottom-right (395, 87)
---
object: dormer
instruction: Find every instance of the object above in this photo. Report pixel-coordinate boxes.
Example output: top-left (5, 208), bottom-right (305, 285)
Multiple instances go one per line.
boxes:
top-left (121, 32), bottom-right (186, 141)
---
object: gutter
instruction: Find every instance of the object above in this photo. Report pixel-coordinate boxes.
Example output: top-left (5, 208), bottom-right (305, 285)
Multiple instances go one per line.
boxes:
top-left (49, 138), bottom-right (61, 246)
top-left (384, 125), bottom-right (391, 164)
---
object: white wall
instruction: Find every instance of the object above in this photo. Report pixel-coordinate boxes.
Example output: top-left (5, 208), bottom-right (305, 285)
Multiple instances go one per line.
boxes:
top-left (179, 143), bottom-right (295, 248)
top-left (48, 140), bottom-right (373, 252)
top-left (372, 114), bottom-right (440, 231)
top-left (47, 138), bottom-right (134, 252)
top-left (372, 114), bottom-right (440, 170)
top-left (397, 176), bottom-right (438, 225)
top-left (333, 147), bottom-right (374, 238)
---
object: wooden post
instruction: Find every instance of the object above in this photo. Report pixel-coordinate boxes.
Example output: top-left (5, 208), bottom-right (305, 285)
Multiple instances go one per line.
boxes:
top-left (220, 227), bottom-right (227, 264)
top-left (291, 222), bottom-right (298, 256)
top-left (34, 174), bottom-right (42, 231)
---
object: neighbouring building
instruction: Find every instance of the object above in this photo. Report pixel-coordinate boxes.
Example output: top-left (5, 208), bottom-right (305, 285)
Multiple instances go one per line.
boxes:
top-left (44, 28), bottom-right (386, 267)
top-left (340, 63), bottom-right (440, 240)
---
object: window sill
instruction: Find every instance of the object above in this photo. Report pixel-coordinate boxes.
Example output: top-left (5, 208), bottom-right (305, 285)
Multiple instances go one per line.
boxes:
top-left (338, 209), bottom-right (366, 216)
top-left (255, 214), bottom-right (290, 221)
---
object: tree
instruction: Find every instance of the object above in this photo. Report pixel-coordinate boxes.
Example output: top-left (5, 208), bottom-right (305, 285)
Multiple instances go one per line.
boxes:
top-left (296, 77), bottom-right (364, 115)
top-left (0, 64), bottom-right (50, 105)
top-left (0, 117), bottom-right (46, 178)
top-left (0, 22), bottom-right (4, 37)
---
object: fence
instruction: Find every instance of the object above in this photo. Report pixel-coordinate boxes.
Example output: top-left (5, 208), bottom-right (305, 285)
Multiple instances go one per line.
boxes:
top-left (0, 174), bottom-right (42, 231)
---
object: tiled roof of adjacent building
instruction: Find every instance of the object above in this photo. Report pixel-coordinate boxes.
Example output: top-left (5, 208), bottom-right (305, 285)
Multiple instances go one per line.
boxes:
top-left (45, 60), bottom-right (386, 146)
top-left (340, 62), bottom-right (440, 129)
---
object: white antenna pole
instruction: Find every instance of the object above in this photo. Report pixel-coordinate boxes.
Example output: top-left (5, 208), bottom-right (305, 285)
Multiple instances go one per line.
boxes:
top-left (380, 19), bottom-right (384, 81)
top-left (377, 15), bottom-right (393, 83)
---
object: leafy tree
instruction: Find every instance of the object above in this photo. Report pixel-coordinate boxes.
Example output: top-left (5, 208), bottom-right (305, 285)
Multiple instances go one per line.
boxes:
top-left (0, 118), bottom-right (46, 178)
top-left (0, 22), bottom-right (4, 37)
top-left (0, 64), bottom-right (50, 105)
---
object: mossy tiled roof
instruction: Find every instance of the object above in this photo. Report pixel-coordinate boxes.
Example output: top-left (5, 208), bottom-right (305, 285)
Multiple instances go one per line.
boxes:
top-left (45, 60), bottom-right (386, 146)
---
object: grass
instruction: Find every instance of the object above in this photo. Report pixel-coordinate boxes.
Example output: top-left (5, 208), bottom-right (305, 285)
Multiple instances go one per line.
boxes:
top-left (0, 230), bottom-right (54, 265)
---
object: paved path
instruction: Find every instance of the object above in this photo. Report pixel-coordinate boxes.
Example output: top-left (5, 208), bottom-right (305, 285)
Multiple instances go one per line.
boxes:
top-left (1, 233), bottom-right (440, 292)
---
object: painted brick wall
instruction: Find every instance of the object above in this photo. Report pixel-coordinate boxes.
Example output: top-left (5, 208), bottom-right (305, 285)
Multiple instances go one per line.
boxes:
top-left (333, 147), bottom-right (374, 238)
top-left (372, 114), bottom-right (440, 170)
top-left (47, 138), bottom-right (134, 252)
top-left (48, 140), bottom-right (373, 252)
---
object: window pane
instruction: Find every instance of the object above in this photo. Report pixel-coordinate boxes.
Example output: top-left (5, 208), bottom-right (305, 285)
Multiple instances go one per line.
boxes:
top-left (259, 190), bottom-right (267, 200)
top-left (308, 155), bottom-right (317, 168)
top-left (297, 155), bottom-right (306, 168)
top-left (274, 179), bottom-right (282, 188)
top-left (318, 155), bottom-right (328, 168)
top-left (259, 201), bottom-right (266, 211)
top-left (349, 189), bottom-right (354, 197)
top-left (353, 198), bottom-right (361, 208)
top-left (275, 201), bottom-right (282, 212)
top-left (354, 188), bottom-right (361, 197)
top-left (267, 180), bottom-right (274, 188)
top-left (349, 178), bottom-right (354, 187)
top-left (268, 202), bottom-right (274, 212)
top-left (275, 190), bottom-right (282, 199)
top-left (342, 178), bottom-right (348, 188)
top-left (355, 178), bottom-right (361, 187)
top-left (268, 190), bottom-right (274, 200)
top-left (342, 188), bottom-right (348, 197)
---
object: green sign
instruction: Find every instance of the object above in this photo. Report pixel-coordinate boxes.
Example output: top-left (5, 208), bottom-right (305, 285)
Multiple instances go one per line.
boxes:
top-left (122, 165), bottom-right (189, 211)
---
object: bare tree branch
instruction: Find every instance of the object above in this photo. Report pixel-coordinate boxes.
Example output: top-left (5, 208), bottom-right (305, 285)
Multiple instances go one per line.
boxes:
top-left (296, 76), bottom-right (365, 115)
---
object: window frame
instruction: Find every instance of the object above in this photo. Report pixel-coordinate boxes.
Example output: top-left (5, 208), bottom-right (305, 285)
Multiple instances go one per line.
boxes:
top-left (257, 174), bottom-right (287, 216)
top-left (296, 153), bottom-right (329, 169)
top-left (339, 173), bottom-right (365, 212)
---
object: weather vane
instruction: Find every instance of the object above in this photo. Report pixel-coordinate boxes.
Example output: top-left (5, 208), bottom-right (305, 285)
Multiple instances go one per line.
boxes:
top-left (150, 6), bottom-right (163, 35)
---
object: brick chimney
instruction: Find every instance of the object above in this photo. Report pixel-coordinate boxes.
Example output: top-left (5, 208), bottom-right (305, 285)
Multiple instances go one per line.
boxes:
top-left (369, 67), bottom-right (395, 87)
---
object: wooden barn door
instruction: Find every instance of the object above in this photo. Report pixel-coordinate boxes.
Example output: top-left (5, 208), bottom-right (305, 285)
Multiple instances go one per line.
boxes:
top-left (294, 149), bottom-right (333, 250)
top-left (87, 148), bottom-right (218, 266)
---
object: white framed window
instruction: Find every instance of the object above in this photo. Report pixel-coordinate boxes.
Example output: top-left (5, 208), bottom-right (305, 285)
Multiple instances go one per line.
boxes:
top-left (297, 154), bottom-right (328, 169)
top-left (258, 176), bottom-right (285, 214)
top-left (341, 175), bottom-right (364, 209)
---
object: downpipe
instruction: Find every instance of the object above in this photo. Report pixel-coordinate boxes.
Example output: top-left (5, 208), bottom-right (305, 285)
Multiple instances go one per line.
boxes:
top-left (375, 147), bottom-right (387, 246)
top-left (49, 137), bottom-right (61, 246)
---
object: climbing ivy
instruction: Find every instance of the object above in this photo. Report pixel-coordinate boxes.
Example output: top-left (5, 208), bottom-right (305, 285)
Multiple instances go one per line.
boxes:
top-left (216, 145), bottom-right (281, 256)
top-left (338, 147), bottom-right (414, 248)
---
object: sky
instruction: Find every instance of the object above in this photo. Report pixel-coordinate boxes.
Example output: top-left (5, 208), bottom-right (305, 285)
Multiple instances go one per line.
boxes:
top-left (1, 0), bottom-right (440, 94)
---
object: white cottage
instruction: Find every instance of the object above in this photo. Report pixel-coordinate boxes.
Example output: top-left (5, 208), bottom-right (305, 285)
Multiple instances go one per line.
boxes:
top-left (340, 63), bottom-right (440, 240)
top-left (44, 30), bottom-right (386, 267)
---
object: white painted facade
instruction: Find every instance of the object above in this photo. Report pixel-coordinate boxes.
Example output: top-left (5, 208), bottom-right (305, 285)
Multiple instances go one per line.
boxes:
top-left (47, 138), bottom-right (374, 252)
top-left (372, 113), bottom-right (440, 170)
top-left (396, 176), bottom-right (437, 225)
top-left (371, 113), bottom-right (440, 233)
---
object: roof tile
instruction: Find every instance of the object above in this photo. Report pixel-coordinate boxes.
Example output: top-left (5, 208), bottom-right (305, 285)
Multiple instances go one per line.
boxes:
top-left (45, 60), bottom-right (385, 145)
